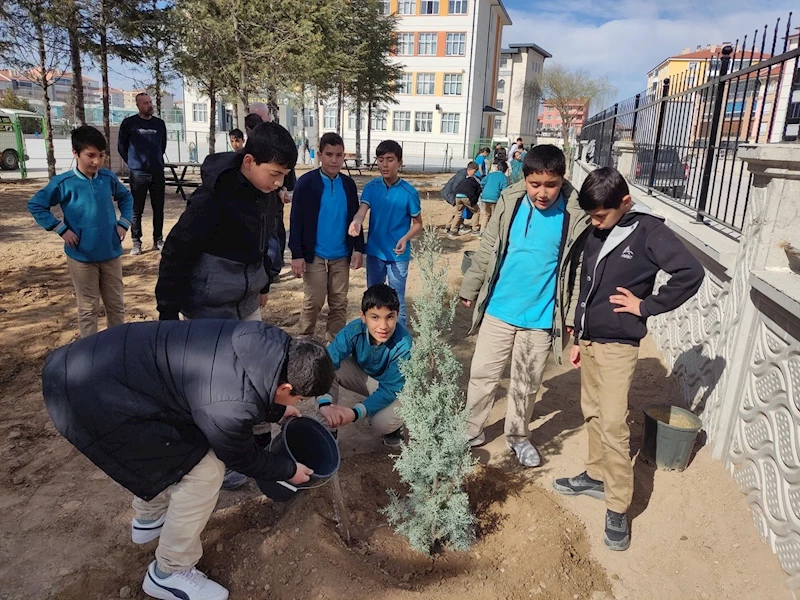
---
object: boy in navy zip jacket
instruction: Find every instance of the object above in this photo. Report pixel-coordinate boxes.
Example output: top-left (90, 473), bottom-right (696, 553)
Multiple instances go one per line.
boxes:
top-left (553, 167), bottom-right (704, 552)
top-left (28, 126), bottom-right (133, 338)
top-left (289, 132), bottom-right (365, 341)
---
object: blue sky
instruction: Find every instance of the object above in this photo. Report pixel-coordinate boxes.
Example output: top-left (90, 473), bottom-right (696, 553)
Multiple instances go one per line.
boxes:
top-left (502, 0), bottom-right (797, 112)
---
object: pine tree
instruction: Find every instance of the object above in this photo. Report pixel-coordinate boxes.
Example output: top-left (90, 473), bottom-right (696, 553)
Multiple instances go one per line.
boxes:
top-left (383, 228), bottom-right (475, 555)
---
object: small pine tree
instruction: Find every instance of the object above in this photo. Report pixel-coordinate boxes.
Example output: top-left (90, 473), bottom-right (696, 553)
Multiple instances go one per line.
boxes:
top-left (383, 227), bottom-right (475, 555)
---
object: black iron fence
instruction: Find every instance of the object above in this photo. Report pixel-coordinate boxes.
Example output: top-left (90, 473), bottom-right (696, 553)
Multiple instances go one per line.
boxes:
top-left (581, 14), bottom-right (799, 235)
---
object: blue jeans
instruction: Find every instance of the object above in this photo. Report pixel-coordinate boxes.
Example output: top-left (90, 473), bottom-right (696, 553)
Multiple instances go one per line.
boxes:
top-left (366, 255), bottom-right (409, 326)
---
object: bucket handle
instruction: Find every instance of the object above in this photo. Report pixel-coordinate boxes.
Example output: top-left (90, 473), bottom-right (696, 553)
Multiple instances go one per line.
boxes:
top-left (268, 423), bottom-right (337, 492)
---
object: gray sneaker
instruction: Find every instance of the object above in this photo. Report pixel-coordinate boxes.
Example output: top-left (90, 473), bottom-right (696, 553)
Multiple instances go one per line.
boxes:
top-left (153, 239), bottom-right (165, 251)
top-left (604, 510), bottom-right (631, 551)
top-left (508, 439), bottom-right (541, 467)
top-left (383, 427), bottom-right (404, 448)
top-left (130, 241), bottom-right (142, 256)
top-left (552, 471), bottom-right (605, 500)
top-left (468, 431), bottom-right (486, 447)
top-left (221, 469), bottom-right (247, 491)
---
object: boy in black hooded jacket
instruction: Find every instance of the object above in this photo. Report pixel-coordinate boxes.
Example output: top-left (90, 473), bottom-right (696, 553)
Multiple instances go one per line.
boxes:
top-left (553, 167), bottom-right (704, 552)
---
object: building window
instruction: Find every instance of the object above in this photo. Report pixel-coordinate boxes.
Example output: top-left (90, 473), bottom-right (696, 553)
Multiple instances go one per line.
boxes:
top-left (324, 106), bottom-right (337, 129)
top-left (377, 0), bottom-right (390, 14)
top-left (418, 33), bottom-right (437, 56)
top-left (416, 73), bottom-right (435, 95)
top-left (497, 79), bottom-right (505, 93)
top-left (449, 0), bottom-right (467, 14)
top-left (414, 111), bottom-right (433, 132)
top-left (420, 0), bottom-right (439, 14)
top-left (441, 112), bottom-right (460, 134)
top-left (192, 103), bottom-right (207, 122)
top-left (445, 33), bottom-right (466, 56)
top-left (393, 110), bottom-right (411, 132)
top-left (348, 111), bottom-right (365, 130)
top-left (397, 0), bottom-right (415, 14)
top-left (396, 33), bottom-right (415, 55)
top-left (372, 109), bottom-right (387, 131)
top-left (397, 73), bottom-right (413, 94)
top-left (500, 56), bottom-right (509, 69)
top-left (443, 74), bottom-right (463, 95)
top-left (493, 117), bottom-right (502, 130)
top-left (496, 99), bottom-right (504, 110)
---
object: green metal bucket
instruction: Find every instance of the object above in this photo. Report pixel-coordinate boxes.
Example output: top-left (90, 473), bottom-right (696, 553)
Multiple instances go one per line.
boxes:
top-left (640, 404), bottom-right (702, 471)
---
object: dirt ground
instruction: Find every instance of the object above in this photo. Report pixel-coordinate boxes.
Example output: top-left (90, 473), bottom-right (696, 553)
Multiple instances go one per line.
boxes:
top-left (0, 171), bottom-right (790, 600)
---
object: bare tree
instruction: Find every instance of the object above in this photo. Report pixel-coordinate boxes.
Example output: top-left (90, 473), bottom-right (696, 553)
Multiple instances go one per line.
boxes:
top-left (521, 63), bottom-right (616, 152)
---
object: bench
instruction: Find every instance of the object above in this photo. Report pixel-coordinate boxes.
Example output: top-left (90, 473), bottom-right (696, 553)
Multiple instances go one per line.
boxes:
top-left (343, 153), bottom-right (363, 177)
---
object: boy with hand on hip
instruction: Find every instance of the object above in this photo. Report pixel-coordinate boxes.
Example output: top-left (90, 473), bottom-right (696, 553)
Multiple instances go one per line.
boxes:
top-left (289, 132), bottom-right (365, 341)
top-left (348, 140), bottom-right (423, 326)
top-left (28, 125), bottom-right (133, 338)
top-left (553, 167), bottom-right (703, 552)
top-left (316, 284), bottom-right (413, 448)
top-left (459, 145), bottom-right (591, 468)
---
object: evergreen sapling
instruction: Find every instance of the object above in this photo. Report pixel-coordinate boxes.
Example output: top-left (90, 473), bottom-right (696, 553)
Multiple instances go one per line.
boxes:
top-left (383, 228), bottom-right (475, 554)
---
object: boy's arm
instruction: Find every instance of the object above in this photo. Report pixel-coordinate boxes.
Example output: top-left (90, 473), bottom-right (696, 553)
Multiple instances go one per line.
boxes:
top-left (288, 176), bottom-right (305, 260)
top-left (326, 324), bottom-right (355, 370)
top-left (349, 202), bottom-right (370, 237)
top-left (117, 119), bottom-right (129, 164)
top-left (160, 120), bottom-right (167, 155)
top-left (459, 195), bottom-right (503, 302)
top-left (27, 179), bottom-right (68, 235)
top-left (564, 238), bottom-right (584, 329)
top-left (358, 344), bottom-right (410, 417)
top-left (112, 174), bottom-right (133, 229)
top-left (395, 188), bottom-right (423, 254)
top-left (639, 225), bottom-right (704, 318)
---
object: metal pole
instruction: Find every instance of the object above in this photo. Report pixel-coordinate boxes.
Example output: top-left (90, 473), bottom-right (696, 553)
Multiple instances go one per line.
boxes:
top-left (608, 103), bottom-right (619, 166)
top-left (648, 78), bottom-right (672, 192)
top-left (423, 141), bottom-right (426, 172)
top-left (597, 117), bottom-right (606, 167)
top-left (696, 46), bottom-right (733, 220)
top-left (631, 94), bottom-right (641, 142)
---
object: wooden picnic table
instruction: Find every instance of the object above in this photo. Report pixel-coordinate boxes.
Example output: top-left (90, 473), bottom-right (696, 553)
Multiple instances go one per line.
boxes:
top-left (164, 162), bottom-right (200, 202)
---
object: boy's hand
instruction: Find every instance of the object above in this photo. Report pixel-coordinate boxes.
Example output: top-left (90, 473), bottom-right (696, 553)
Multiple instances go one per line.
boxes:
top-left (116, 225), bottom-right (127, 242)
top-left (291, 258), bottom-right (305, 278)
top-left (350, 251), bottom-right (363, 270)
top-left (569, 345), bottom-right (581, 368)
top-left (278, 188), bottom-right (292, 204)
top-left (321, 405), bottom-right (355, 428)
top-left (609, 287), bottom-right (642, 317)
top-left (288, 463), bottom-right (314, 485)
top-left (280, 405), bottom-right (302, 423)
top-left (394, 238), bottom-right (407, 255)
top-left (259, 293), bottom-right (269, 307)
top-left (61, 229), bottom-right (79, 248)
top-left (348, 220), bottom-right (362, 237)
top-left (461, 298), bottom-right (472, 308)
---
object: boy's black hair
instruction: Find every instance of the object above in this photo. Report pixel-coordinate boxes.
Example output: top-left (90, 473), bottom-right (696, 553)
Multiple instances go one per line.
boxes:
top-left (244, 113), bottom-right (263, 134)
top-left (361, 283), bottom-right (400, 314)
top-left (72, 125), bottom-right (107, 154)
top-left (480, 147), bottom-right (491, 154)
top-left (578, 166), bottom-right (630, 211)
top-left (466, 161), bottom-right (479, 171)
top-left (243, 122), bottom-right (298, 169)
top-left (494, 160), bottom-right (508, 173)
top-left (522, 144), bottom-right (566, 177)
top-left (376, 139), bottom-right (402, 161)
top-left (229, 128), bottom-right (244, 140)
top-left (516, 137), bottom-right (523, 143)
top-left (319, 132), bottom-right (344, 152)
top-left (284, 338), bottom-right (335, 397)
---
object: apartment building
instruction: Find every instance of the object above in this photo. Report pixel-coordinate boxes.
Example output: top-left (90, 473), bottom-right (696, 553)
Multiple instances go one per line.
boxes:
top-left (538, 98), bottom-right (590, 137)
top-left (318, 0), bottom-right (512, 164)
top-left (496, 43), bottom-right (550, 144)
top-left (0, 69), bottom-right (102, 104)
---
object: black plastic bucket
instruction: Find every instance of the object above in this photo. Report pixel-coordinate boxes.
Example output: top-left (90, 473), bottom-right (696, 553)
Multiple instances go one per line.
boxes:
top-left (461, 250), bottom-right (474, 275)
top-left (256, 417), bottom-right (340, 501)
top-left (640, 404), bottom-right (702, 472)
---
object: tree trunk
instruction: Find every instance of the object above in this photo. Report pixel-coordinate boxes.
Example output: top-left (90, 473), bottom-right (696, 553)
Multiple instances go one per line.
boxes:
top-left (366, 102), bottom-right (373, 163)
top-left (208, 81), bottom-right (216, 154)
top-left (100, 16), bottom-right (111, 167)
top-left (35, 16), bottom-right (56, 178)
top-left (154, 55), bottom-right (163, 116)
top-left (300, 84), bottom-right (307, 163)
top-left (67, 0), bottom-right (85, 125)
top-left (355, 97), bottom-right (362, 164)
top-left (336, 82), bottom-right (343, 134)
top-left (233, 102), bottom-right (239, 128)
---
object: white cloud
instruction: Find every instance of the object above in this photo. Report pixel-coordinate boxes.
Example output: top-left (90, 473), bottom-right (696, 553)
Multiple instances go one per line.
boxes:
top-left (503, 2), bottom-right (796, 107)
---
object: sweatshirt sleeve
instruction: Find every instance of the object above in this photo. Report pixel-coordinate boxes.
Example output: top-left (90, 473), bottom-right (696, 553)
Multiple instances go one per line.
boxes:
top-left (326, 324), bottom-right (355, 370)
top-left (288, 176), bottom-right (306, 260)
top-left (27, 178), bottom-right (68, 235)
top-left (360, 343), bottom-right (410, 416)
top-left (160, 120), bottom-right (167, 154)
top-left (155, 191), bottom-right (221, 319)
top-left (112, 174), bottom-right (133, 229)
top-left (640, 224), bottom-right (705, 318)
top-left (117, 119), bottom-right (129, 164)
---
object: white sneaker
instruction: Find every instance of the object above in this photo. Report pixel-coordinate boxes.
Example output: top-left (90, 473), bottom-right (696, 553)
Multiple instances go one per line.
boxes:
top-left (509, 439), bottom-right (542, 468)
top-left (131, 513), bottom-right (166, 544)
top-left (142, 561), bottom-right (229, 600)
top-left (468, 431), bottom-right (486, 447)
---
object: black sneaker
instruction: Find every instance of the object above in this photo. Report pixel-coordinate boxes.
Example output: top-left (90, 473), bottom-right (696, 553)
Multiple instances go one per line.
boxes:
top-left (221, 469), bottom-right (247, 491)
top-left (552, 471), bottom-right (605, 500)
top-left (604, 510), bottom-right (630, 551)
top-left (382, 427), bottom-right (404, 448)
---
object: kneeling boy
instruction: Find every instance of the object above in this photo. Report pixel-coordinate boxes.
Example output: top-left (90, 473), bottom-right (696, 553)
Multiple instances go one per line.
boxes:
top-left (316, 284), bottom-right (413, 447)
top-left (42, 320), bottom-right (334, 600)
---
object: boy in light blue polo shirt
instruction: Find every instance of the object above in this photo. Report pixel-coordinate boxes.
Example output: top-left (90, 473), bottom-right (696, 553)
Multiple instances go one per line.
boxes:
top-left (349, 140), bottom-right (423, 326)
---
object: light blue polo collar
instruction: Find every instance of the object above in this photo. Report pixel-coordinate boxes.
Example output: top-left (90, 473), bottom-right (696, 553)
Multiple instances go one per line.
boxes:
top-left (73, 166), bottom-right (98, 180)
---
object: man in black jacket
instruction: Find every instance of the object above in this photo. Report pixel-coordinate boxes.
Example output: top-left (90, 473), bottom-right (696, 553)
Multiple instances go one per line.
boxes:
top-left (553, 167), bottom-right (704, 552)
top-left (155, 122), bottom-right (297, 321)
top-left (42, 320), bottom-right (334, 600)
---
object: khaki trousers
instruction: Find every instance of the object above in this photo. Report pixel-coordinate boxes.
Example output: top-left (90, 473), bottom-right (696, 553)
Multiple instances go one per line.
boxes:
top-left (447, 197), bottom-right (477, 233)
top-left (326, 357), bottom-right (403, 435)
top-left (579, 340), bottom-right (639, 514)
top-left (299, 256), bottom-right (350, 342)
top-left (478, 202), bottom-right (495, 233)
top-left (132, 449), bottom-right (226, 573)
top-left (66, 256), bottom-right (125, 338)
top-left (465, 314), bottom-right (552, 444)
